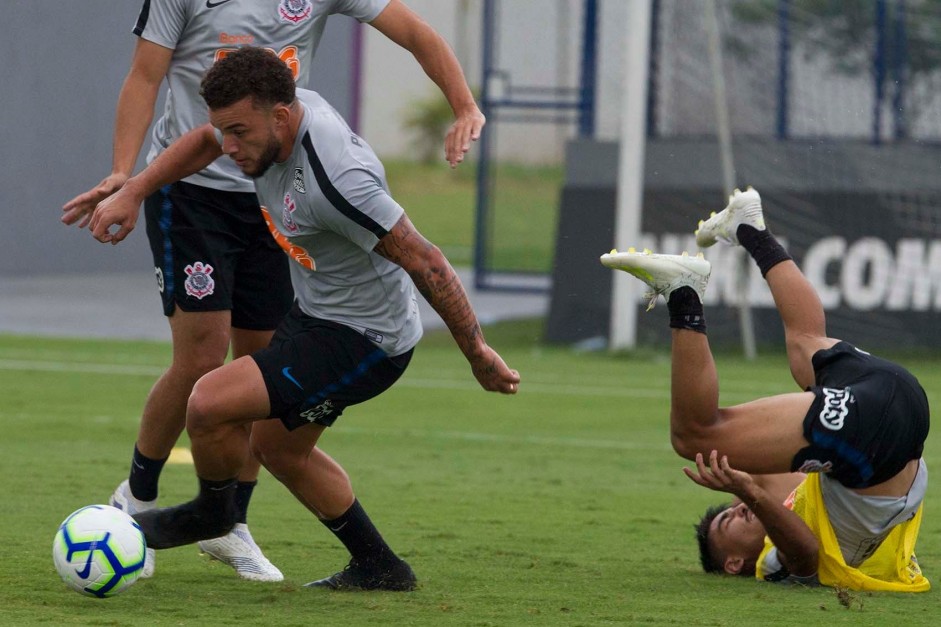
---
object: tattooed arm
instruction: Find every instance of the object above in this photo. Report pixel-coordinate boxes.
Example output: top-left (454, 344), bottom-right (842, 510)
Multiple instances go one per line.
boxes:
top-left (374, 214), bottom-right (520, 394)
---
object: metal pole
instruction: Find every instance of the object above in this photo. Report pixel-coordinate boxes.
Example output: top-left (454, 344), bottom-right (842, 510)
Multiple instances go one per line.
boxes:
top-left (873, 0), bottom-right (887, 145)
top-left (349, 21), bottom-right (364, 134)
top-left (646, 0), bottom-right (661, 137)
top-left (578, 0), bottom-right (598, 137)
top-left (892, 0), bottom-right (908, 140)
top-left (705, 0), bottom-right (757, 360)
top-left (474, 0), bottom-right (497, 289)
top-left (776, 0), bottom-right (791, 140)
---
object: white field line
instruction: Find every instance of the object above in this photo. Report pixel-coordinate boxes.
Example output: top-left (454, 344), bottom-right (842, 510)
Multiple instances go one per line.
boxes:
top-left (2, 358), bottom-right (938, 408)
top-left (0, 358), bottom-right (671, 397)
top-left (3, 358), bottom-right (938, 459)
top-left (0, 357), bottom-right (760, 402)
top-left (338, 426), bottom-right (675, 452)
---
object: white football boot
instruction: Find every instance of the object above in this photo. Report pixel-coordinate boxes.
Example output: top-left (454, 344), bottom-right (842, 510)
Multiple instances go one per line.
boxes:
top-left (198, 523), bottom-right (284, 582)
top-left (695, 186), bottom-right (766, 248)
top-left (109, 480), bottom-right (156, 578)
top-left (600, 248), bottom-right (711, 311)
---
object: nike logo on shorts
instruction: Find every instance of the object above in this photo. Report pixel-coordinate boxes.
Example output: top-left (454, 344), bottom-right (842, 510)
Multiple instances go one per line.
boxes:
top-left (206, 0), bottom-right (234, 8)
top-left (282, 366), bottom-right (303, 389)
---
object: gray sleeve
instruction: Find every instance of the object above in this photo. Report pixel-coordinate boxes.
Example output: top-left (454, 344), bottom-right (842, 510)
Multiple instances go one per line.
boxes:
top-left (317, 165), bottom-right (404, 252)
top-left (133, 0), bottom-right (188, 49)
top-left (334, 0), bottom-right (392, 22)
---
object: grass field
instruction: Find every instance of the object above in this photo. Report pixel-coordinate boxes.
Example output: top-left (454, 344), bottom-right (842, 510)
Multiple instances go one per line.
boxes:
top-left (384, 160), bottom-right (562, 272)
top-left (2, 322), bottom-right (940, 626)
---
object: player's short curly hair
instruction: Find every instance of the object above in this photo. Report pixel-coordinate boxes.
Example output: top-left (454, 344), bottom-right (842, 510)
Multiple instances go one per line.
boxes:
top-left (200, 46), bottom-right (296, 110)
top-left (695, 502), bottom-right (732, 574)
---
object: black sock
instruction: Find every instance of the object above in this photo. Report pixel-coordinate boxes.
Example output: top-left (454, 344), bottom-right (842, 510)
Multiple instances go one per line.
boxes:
top-left (737, 225), bottom-right (792, 277)
top-left (321, 499), bottom-right (397, 565)
top-left (667, 287), bottom-right (707, 334)
top-left (128, 444), bottom-right (168, 502)
top-left (132, 476), bottom-right (238, 549)
top-left (235, 480), bottom-right (257, 525)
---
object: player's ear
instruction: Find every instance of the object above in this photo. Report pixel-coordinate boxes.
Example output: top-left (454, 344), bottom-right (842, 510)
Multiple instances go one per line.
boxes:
top-left (273, 102), bottom-right (292, 126)
top-left (724, 556), bottom-right (744, 575)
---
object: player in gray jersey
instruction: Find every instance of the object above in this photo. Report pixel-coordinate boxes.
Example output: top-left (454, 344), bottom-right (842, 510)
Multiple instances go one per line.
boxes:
top-left (62, 0), bottom-right (484, 582)
top-left (87, 47), bottom-right (519, 592)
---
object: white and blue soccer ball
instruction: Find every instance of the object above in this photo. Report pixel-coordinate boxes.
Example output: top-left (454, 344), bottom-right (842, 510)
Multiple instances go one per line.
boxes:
top-left (52, 504), bottom-right (147, 598)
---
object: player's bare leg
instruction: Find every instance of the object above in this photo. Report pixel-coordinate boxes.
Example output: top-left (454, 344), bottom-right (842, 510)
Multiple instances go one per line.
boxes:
top-left (132, 357), bottom-right (270, 548)
top-left (250, 420), bottom-right (353, 519)
top-left (602, 190), bottom-right (818, 474)
top-left (667, 188), bottom-right (822, 471)
top-left (762, 260), bottom-right (837, 389)
top-left (667, 315), bottom-right (814, 474)
top-left (110, 309), bottom-right (230, 577)
top-left (136, 309), bottom-right (231, 464)
top-left (230, 326), bottom-right (276, 484)
top-left (195, 326), bottom-right (285, 581)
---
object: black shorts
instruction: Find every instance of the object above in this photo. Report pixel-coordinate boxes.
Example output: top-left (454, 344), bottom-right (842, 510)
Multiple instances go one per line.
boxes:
top-left (252, 304), bottom-right (413, 431)
top-left (791, 341), bottom-right (929, 488)
top-left (144, 181), bottom-right (293, 330)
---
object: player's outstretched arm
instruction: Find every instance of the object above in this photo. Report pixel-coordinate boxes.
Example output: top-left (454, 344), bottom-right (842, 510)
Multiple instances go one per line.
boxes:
top-left (374, 214), bottom-right (519, 394)
top-left (369, 0), bottom-right (484, 168)
top-left (90, 124), bottom-right (223, 245)
top-left (62, 39), bottom-right (173, 228)
top-left (684, 451), bottom-right (819, 577)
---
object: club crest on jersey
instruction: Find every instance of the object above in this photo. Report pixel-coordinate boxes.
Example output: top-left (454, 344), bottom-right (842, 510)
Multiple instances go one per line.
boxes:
top-left (282, 193), bottom-right (300, 233)
top-left (293, 167), bottom-right (306, 193)
top-left (183, 262), bottom-right (215, 299)
top-left (279, 0), bottom-right (312, 24)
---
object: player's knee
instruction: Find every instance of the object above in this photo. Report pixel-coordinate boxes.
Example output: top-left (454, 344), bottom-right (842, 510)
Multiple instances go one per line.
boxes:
top-left (186, 380), bottom-right (224, 437)
top-left (172, 352), bottom-right (227, 382)
top-left (669, 423), bottom-right (713, 461)
top-left (670, 432), bottom-right (696, 460)
top-left (252, 439), bottom-right (301, 481)
top-left (249, 436), bottom-right (286, 478)
top-left (248, 436), bottom-right (267, 468)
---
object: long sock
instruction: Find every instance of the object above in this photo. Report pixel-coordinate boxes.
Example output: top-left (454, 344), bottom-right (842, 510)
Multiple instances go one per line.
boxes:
top-left (737, 225), bottom-right (792, 277)
top-left (667, 287), bottom-right (707, 334)
top-left (320, 499), bottom-right (397, 565)
top-left (128, 444), bottom-right (168, 502)
top-left (235, 480), bottom-right (257, 525)
top-left (133, 477), bottom-right (238, 549)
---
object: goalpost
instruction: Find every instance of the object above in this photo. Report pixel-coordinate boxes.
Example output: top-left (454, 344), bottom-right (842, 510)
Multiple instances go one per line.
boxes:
top-left (608, 0), bottom-right (652, 351)
top-left (610, 0), bottom-right (757, 356)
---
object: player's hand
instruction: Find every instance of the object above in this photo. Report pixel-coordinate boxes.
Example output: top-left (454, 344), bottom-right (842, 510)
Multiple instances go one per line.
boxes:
top-left (89, 185), bottom-right (143, 245)
top-left (62, 173), bottom-right (129, 229)
top-left (682, 450), bottom-right (757, 499)
top-left (444, 107), bottom-right (485, 169)
top-left (470, 345), bottom-right (520, 394)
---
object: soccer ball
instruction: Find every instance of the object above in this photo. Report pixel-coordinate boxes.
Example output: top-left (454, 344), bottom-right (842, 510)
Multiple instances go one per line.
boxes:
top-left (52, 504), bottom-right (147, 598)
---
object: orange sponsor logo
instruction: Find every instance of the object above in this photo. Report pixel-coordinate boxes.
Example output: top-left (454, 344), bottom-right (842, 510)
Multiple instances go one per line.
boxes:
top-left (218, 32), bottom-right (255, 45)
top-left (214, 45), bottom-right (301, 80)
top-left (260, 205), bottom-right (315, 270)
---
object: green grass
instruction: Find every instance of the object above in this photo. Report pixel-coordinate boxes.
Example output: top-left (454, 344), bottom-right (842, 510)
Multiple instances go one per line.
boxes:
top-left (385, 160), bottom-right (562, 272)
top-left (2, 325), bottom-right (940, 625)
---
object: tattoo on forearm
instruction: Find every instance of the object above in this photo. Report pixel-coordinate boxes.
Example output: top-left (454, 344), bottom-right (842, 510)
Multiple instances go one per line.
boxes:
top-left (376, 216), bottom-right (482, 356)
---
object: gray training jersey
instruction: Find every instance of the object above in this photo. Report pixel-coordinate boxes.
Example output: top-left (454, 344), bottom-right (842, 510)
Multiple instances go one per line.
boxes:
top-left (249, 89), bottom-right (422, 356)
top-left (134, 0), bottom-right (390, 192)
